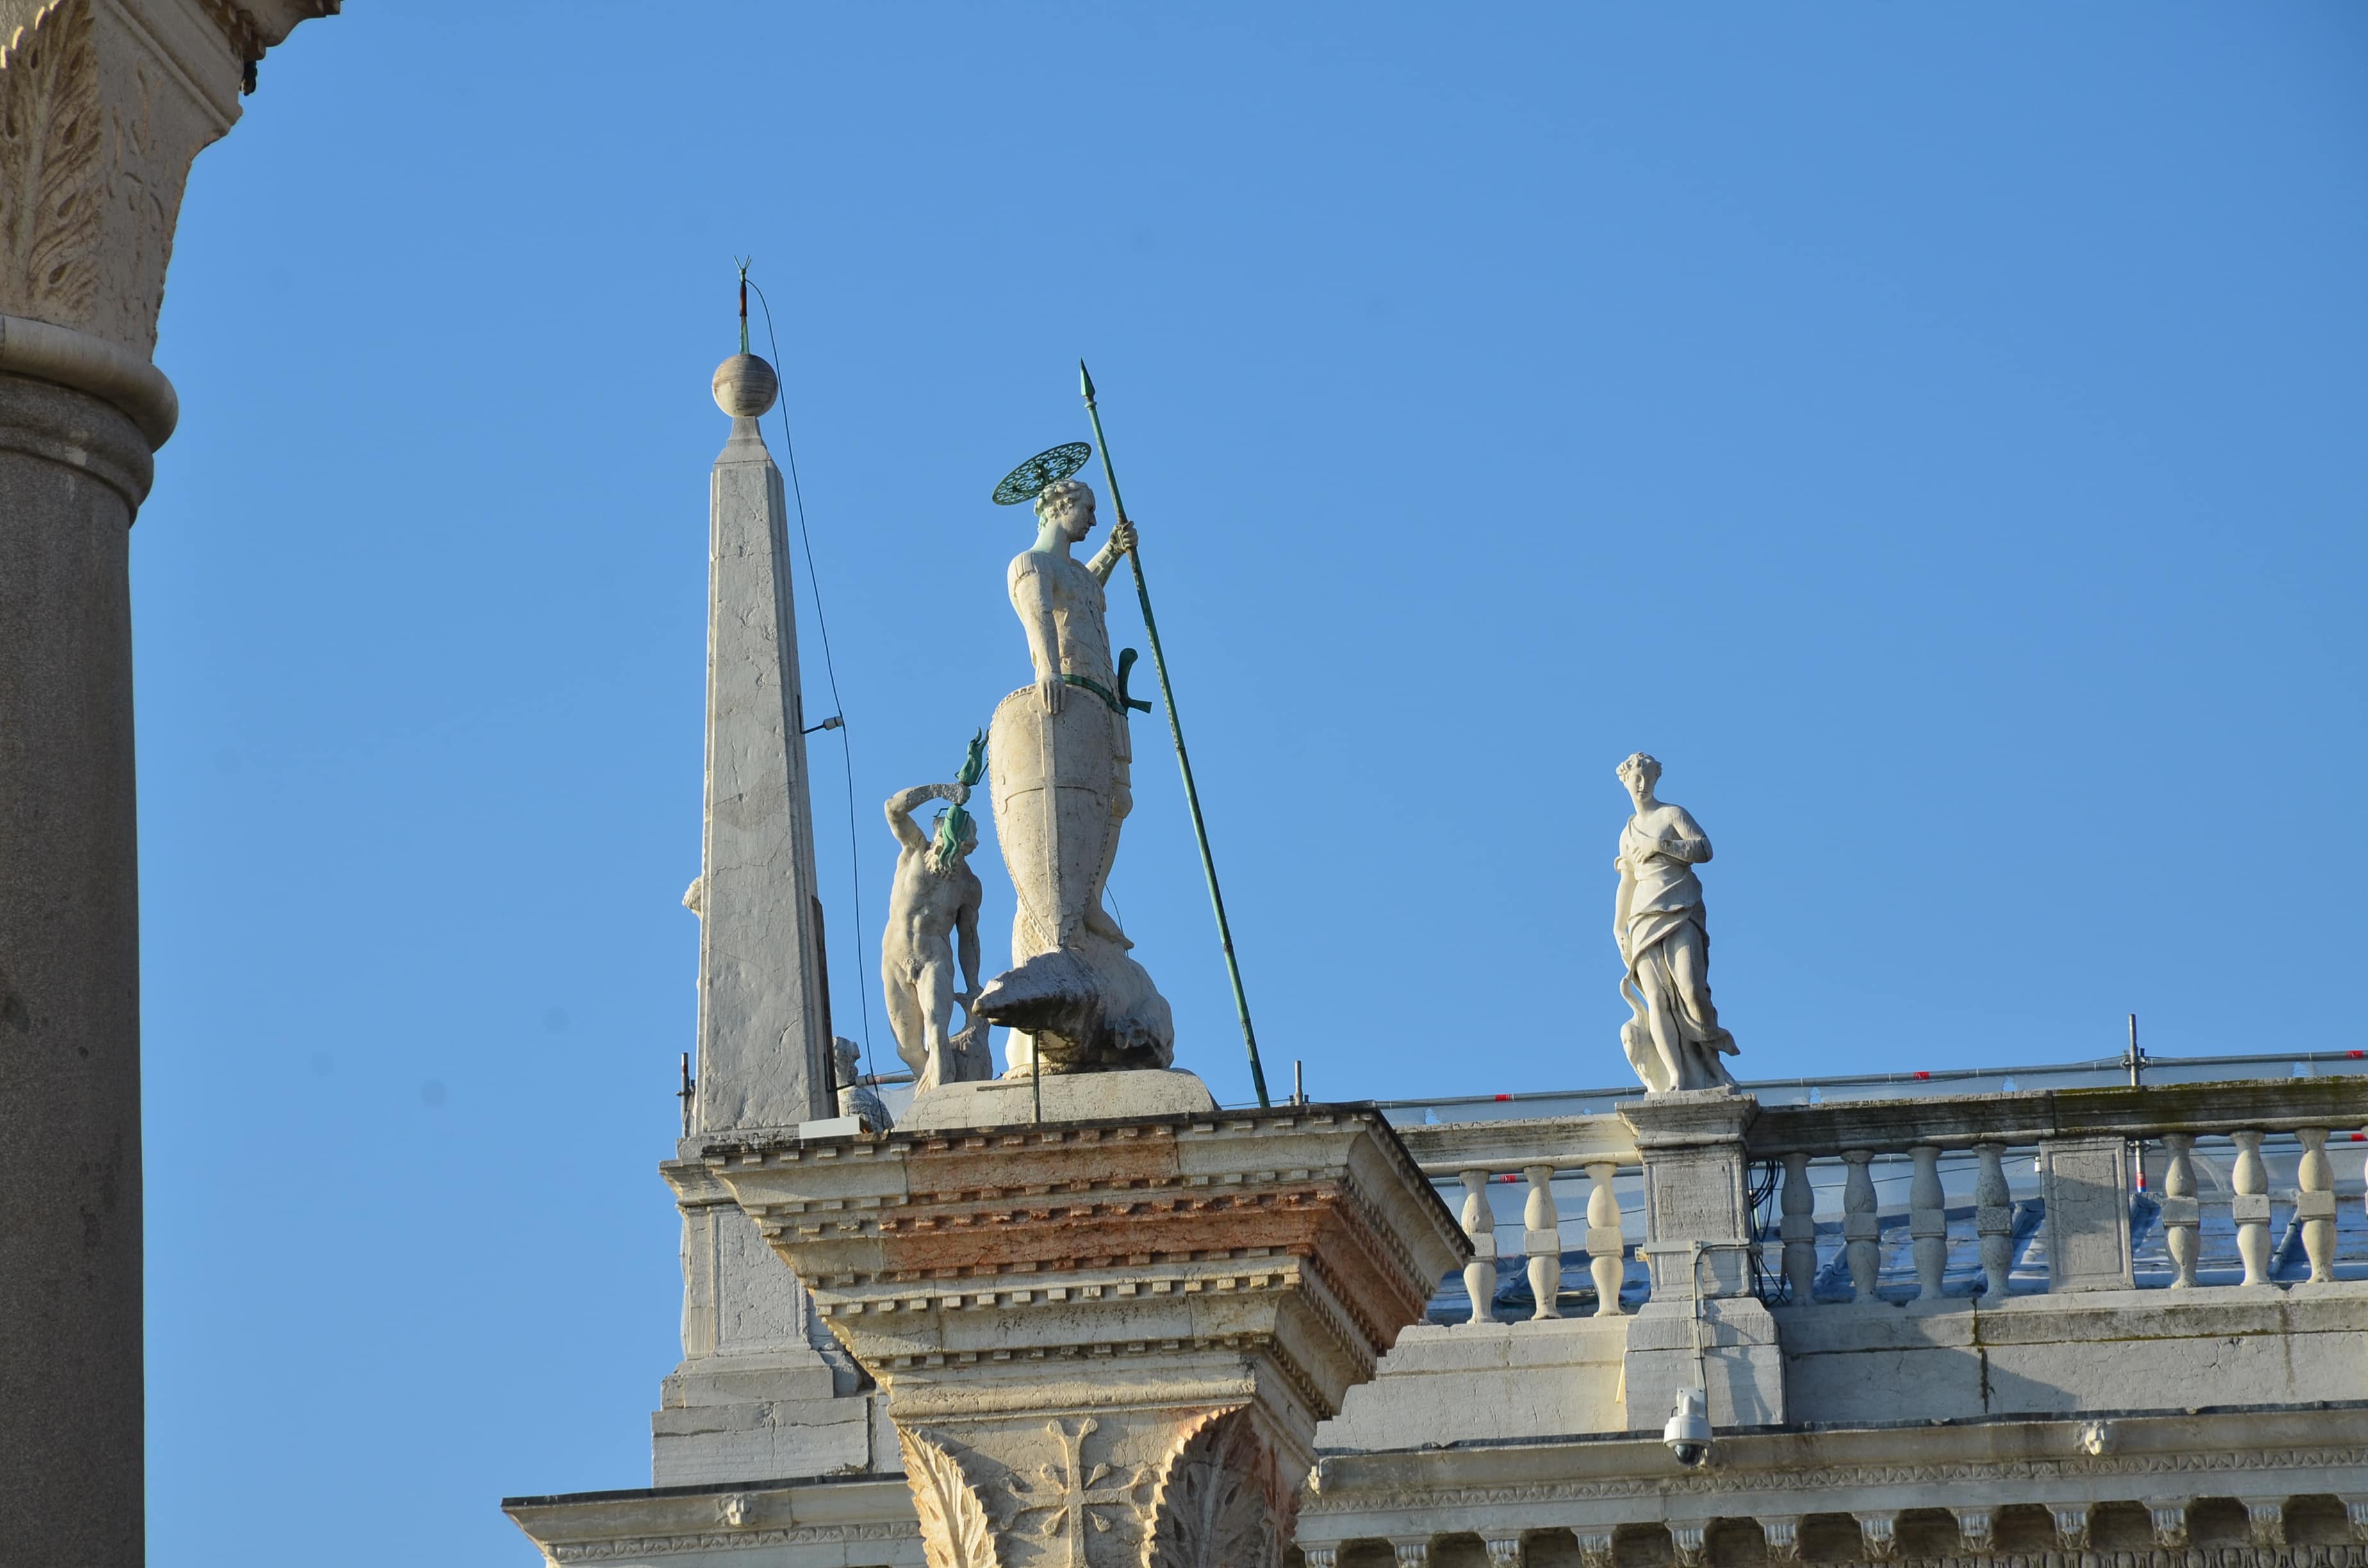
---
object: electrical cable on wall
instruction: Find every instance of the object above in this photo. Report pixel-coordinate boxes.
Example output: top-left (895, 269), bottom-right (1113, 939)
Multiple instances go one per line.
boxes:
top-left (744, 272), bottom-right (878, 1090)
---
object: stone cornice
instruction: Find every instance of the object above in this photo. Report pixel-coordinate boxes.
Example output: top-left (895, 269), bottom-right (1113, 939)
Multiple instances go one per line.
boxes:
top-left (1304, 1442), bottom-right (2368, 1517)
top-left (1301, 1409), bottom-right (2368, 1528)
top-left (193, 0), bottom-right (338, 63)
top-left (545, 1520), bottom-right (919, 1563)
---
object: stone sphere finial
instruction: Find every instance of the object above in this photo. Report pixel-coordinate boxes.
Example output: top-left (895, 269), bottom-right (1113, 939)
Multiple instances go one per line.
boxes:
top-left (712, 353), bottom-right (778, 418)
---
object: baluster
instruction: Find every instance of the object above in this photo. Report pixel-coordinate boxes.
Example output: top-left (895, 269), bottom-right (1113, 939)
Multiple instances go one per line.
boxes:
top-left (1909, 1145), bottom-right (1946, 1300)
top-left (2232, 1129), bottom-right (2272, 1286)
top-left (1842, 1149), bottom-right (1879, 1300)
top-left (1523, 1164), bottom-right (1561, 1319)
top-left (2161, 1132), bottom-right (2200, 1288)
top-left (1458, 1169), bottom-right (1497, 1326)
top-left (1585, 1161), bottom-right (1624, 1317)
top-left (1975, 1143), bottom-right (2013, 1300)
top-left (1780, 1152), bottom-right (1817, 1305)
top-left (2297, 1127), bottom-right (2337, 1284)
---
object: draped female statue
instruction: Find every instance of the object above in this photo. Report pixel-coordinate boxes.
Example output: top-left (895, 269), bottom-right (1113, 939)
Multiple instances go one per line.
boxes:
top-left (1613, 753), bottom-right (1739, 1094)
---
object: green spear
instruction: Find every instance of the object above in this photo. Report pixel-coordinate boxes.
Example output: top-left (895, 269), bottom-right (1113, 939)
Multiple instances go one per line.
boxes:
top-left (1080, 361), bottom-right (1271, 1109)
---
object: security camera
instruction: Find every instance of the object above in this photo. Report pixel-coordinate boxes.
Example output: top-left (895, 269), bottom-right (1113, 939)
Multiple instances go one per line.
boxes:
top-left (1664, 1387), bottom-right (1713, 1467)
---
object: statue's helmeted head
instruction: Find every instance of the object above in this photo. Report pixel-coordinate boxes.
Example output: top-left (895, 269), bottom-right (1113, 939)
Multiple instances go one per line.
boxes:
top-left (1617, 751), bottom-right (1662, 800)
top-left (832, 1036), bottom-right (861, 1077)
top-left (1033, 477), bottom-right (1096, 539)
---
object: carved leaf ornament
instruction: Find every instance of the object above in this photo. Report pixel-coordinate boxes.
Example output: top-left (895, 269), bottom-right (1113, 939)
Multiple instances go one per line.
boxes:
top-left (1145, 1407), bottom-right (1289, 1568)
top-left (0, 0), bottom-right (102, 322)
top-left (899, 1427), bottom-right (1005, 1568)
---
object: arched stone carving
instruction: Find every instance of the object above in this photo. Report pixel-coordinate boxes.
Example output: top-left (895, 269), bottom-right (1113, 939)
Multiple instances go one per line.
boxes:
top-left (1144, 1405), bottom-right (1293, 1568)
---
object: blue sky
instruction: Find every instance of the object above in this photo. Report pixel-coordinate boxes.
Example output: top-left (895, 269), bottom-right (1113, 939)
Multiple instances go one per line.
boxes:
top-left (135, 4), bottom-right (2364, 1562)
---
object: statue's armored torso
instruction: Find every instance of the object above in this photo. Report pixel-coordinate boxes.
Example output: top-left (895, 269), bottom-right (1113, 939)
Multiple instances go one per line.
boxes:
top-left (1009, 550), bottom-right (1115, 686)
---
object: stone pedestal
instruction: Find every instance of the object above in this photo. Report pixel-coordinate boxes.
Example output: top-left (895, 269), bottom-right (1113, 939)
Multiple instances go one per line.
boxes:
top-left (1616, 1090), bottom-right (1786, 1432)
top-left (702, 1077), bottom-right (1468, 1568)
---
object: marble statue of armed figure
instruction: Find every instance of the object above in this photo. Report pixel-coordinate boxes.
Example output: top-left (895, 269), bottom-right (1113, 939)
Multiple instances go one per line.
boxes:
top-left (1613, 751), bottom-right (1739, 1094)
top-left (973, 477), bottom-right (1175, 1072)
top-left (880, 780), bottom-right (992, 1091)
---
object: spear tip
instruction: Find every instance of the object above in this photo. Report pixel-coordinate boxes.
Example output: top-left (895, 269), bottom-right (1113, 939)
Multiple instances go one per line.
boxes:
top-left (1078, 359), bottom-right (1096, 401)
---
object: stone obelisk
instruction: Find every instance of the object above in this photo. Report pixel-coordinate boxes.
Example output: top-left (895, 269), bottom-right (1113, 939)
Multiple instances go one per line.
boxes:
top-left (650, 352), bottom-right (878, 1481)
top-left (0, 6), bottom-right (333, 1564)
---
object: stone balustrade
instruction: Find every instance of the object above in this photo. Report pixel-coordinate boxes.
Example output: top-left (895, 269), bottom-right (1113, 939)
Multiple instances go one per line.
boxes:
top-left (1397, 1115), bottom-right (1642, 1323)
top-left (1748, 1078), bottom-right (2368, 1301)
top-left (1392, 1080), bottom-right (2368, 1323)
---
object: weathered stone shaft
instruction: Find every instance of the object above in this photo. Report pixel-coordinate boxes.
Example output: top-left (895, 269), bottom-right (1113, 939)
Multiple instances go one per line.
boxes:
top-left (0, 371), bottom-right (149, 1568)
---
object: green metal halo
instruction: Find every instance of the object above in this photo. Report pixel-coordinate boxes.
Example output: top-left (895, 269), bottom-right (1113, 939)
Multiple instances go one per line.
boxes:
top-left (991, 442), bottom-right (1092, 506)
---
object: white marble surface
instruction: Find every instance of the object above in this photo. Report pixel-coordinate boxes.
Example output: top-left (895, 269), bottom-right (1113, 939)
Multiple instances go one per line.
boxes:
top-left (1613, 753), bottom-right (1738, 1094)
top-left (974, 478), bottom-right (1174, 1071)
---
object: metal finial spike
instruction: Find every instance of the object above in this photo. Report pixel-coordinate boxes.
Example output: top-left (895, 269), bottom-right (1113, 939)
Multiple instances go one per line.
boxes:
top-left (1079, 360), bottom-right (1096, 402)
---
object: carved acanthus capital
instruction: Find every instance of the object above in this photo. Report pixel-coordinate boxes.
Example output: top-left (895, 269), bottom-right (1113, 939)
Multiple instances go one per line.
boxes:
top-left (885, 1404), bottom-right (1306, 1568)
top-left (0, 0), bottom-right (329, 361)
top-left (896, 1426), bottom-right (1005, 1568)
top-left (1854, 1512), bottom-right (1898, 1562)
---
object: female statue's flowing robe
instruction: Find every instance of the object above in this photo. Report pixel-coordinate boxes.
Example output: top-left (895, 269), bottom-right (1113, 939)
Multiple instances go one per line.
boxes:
top-left (1615, 810), bottom-right (1737, 1093)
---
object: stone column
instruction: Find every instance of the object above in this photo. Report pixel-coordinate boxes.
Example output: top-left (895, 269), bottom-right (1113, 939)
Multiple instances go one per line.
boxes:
top-left (704, 1082), bottom-right (1469, 1568)
top-left (1616, 1089), bottom-right (1786, 1432)
top-left (0, 4), bottom-right (331, 1562)
top-left (651, 354), bottom-right (867, 1483)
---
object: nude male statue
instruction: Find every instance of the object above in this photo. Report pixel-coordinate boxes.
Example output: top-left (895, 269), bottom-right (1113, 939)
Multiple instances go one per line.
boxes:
top-left (881, 781), bottom-right (985, 1091)
top-left (1613, 752), bottom-right (1739, 1094)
